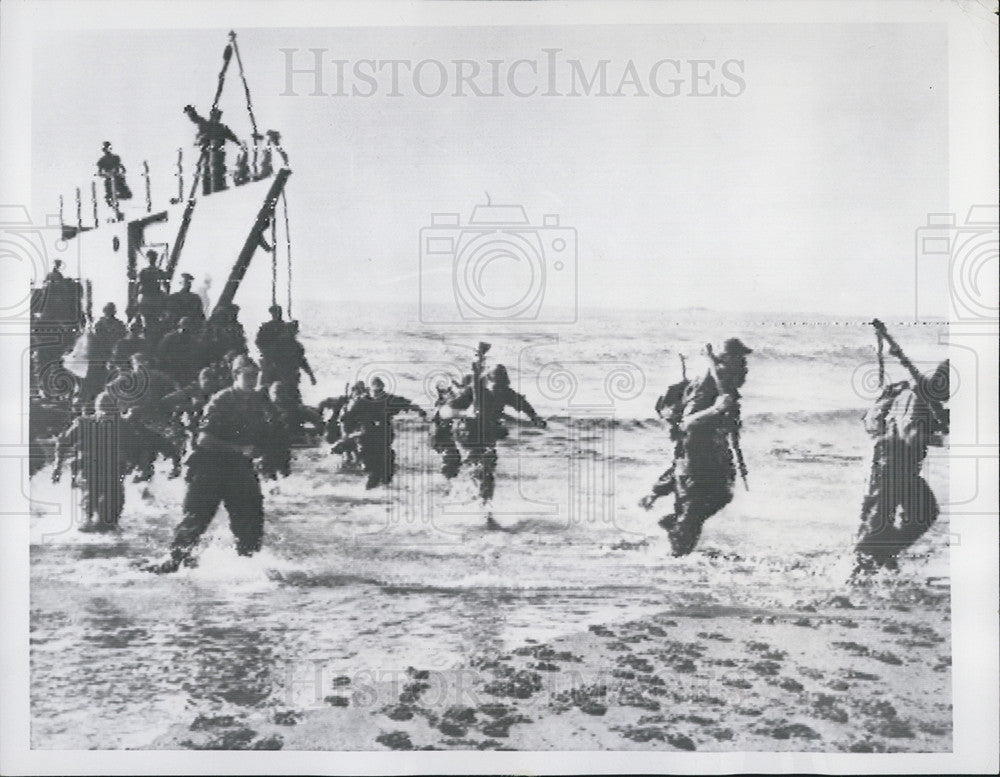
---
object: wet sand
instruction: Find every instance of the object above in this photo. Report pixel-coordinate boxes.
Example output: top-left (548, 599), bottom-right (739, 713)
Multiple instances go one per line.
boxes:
top-left (149, 577), bottom-right (951, 752)
top-left (30, 313), bottom-right (953, 752)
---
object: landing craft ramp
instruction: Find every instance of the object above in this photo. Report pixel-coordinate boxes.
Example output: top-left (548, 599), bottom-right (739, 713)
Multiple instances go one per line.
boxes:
top-left (66, 172), bottom-right (291, 336)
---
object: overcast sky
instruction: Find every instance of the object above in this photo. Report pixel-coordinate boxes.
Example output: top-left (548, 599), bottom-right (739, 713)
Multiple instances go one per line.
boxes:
top-left (31, 23), bottom-right (949, 318)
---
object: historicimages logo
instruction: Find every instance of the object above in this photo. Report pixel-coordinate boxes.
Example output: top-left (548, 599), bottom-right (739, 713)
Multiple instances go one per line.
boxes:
top-left (419, 197), bottom-right (577, 324)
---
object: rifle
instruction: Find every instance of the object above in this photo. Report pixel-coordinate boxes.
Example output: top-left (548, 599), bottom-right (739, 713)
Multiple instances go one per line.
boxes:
top-left (871, 319), bottom-right (948, 431)
top-left (655, 354), bottom-right (688, 420)
top-left (468, 342), bottom-right (491, 439)
top-left (705, 344), bottom-right (749, 491)
top-left (471, 342), bottom-right (490, 408)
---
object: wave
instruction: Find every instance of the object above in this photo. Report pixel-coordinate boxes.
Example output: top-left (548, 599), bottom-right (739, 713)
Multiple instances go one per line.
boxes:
top-left (745, 407), bottom-right (865, 425)
top-left (507, 408), bottom-right (864, 429)
top-left (746, 344), bottom-right (877, 363)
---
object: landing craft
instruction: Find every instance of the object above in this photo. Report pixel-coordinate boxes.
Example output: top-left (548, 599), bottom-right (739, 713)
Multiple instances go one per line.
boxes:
top-left (28, 31), bottom-right (297, 471)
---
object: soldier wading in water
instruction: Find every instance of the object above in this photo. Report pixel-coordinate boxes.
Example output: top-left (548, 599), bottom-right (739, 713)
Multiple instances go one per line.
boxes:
top-left (143, 357), bottom-right (289, 573)
top-left (852, 320), bottom-right (950, 577)
top-left (641, 338), bottom-right (752, 556)
top-left (432, 343), bottom-right (546, 527)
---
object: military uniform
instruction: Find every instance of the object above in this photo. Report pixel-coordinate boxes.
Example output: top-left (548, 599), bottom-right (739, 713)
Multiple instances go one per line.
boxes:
top-left (167, 384), bottom-right (286, 563)
top-left (107, 364), bottom-right (178, 426)
top-left (96, 147), bottom-right (132, 207)
top-left (318, 395), bottom-right (349, 445)
top-left (338, 392), bottom-right (419, 489)
top-left (109, 333), bottom-right (148, 370)
top-left (652, 371), bottom-right (738, 556)
top-left (854, 379), bottom-right (948, 572)
top-left (489, 382), bottom-right (544, 439)
top-left (93, 313), bottom-right (128, 352)
top-left (256, 317), bottom-right (313, 402)
top-left (184, 106), bottom-right (241, 194)
top-left (165, 288), bottom-right (205, 323)
top-left (54, 412), bottom-right (176, 530)
top-left (79, 313), bottom-right (127, 406)
top-left (446, 377), bottom-right (502, 503)
top-left (138, 264), bottom-right (165, 299)
top-left (157, 327), bottom-right (203, 387)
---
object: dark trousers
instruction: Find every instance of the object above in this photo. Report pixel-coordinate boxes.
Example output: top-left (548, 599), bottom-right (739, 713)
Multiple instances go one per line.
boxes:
top-left (203, 150), bottom-right (228, 194)
top-left (432, 420), bottom-right (462, 479)
top-left (434, 419), bottom-right (497, 502)
top-left (171, 454), bottom-right (263, 557)
top-left (359, 425), bottom-right (395, 488)
top-left (466, 444), bottom-right (498, 503)
top-left (856, 440), bottom-right (938, 567)
top-left (662, 450), bottom-right (735, 557)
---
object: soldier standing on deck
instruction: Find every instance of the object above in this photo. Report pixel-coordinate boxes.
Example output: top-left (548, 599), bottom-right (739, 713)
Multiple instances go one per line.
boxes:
top-left (96, 141), bottom-right (132, 219)
top-left (183, 104), bottom-right (245, 195)
top-left (136, 250), bottom-right (167, 322)
top-left (165, 273), bottom-right (206, 324)
top-left (640, 338), bottom-right (752, 556)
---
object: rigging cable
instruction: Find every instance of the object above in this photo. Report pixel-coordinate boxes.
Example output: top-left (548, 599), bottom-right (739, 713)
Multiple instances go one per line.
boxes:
top-left (271, 212), bottom-right (278, 308)
top-left (228, 32), bottom-right (261, 176)
top-left (281, 189), bottom-right (293, 318)
top-left (876, 327), bottom-right (885, 388)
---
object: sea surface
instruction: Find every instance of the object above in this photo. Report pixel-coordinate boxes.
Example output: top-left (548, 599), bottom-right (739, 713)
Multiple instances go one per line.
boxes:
top-left (28, 305), bottom-right (951, 748)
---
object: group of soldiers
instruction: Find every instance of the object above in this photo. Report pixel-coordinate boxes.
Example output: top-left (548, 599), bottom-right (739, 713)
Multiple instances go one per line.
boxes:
top-left (94, 105), bottom-right (286, 219)
top-left (42, 286), bottom-right (950, 578)
top-left (633, 328), bottom-right (950, 578)
top-left (319, 341), bottom-right (547, 500)
top-left (44, 256), bottom-right (315, 563)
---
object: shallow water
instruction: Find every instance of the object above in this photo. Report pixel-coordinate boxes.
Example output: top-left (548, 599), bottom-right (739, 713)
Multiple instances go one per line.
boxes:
top-left (29, 310), bottom-right (950, 748)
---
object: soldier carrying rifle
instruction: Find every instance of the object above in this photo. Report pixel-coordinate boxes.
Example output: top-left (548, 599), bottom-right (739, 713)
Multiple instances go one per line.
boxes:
top-left (852, 320), bottom-right (950, 576)
top-left (641, 338), bottom-right (752, 556)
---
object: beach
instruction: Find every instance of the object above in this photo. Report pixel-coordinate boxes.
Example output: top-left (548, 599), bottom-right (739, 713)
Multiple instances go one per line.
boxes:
top-left (28, 307), bottom-right (952, 751)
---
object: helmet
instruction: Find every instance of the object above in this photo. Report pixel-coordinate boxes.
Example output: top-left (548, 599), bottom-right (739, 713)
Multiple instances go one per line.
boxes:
top-left (489, 364), bottom-right (510, 388)
top-left (721, 337), bottom-right (753, 356)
